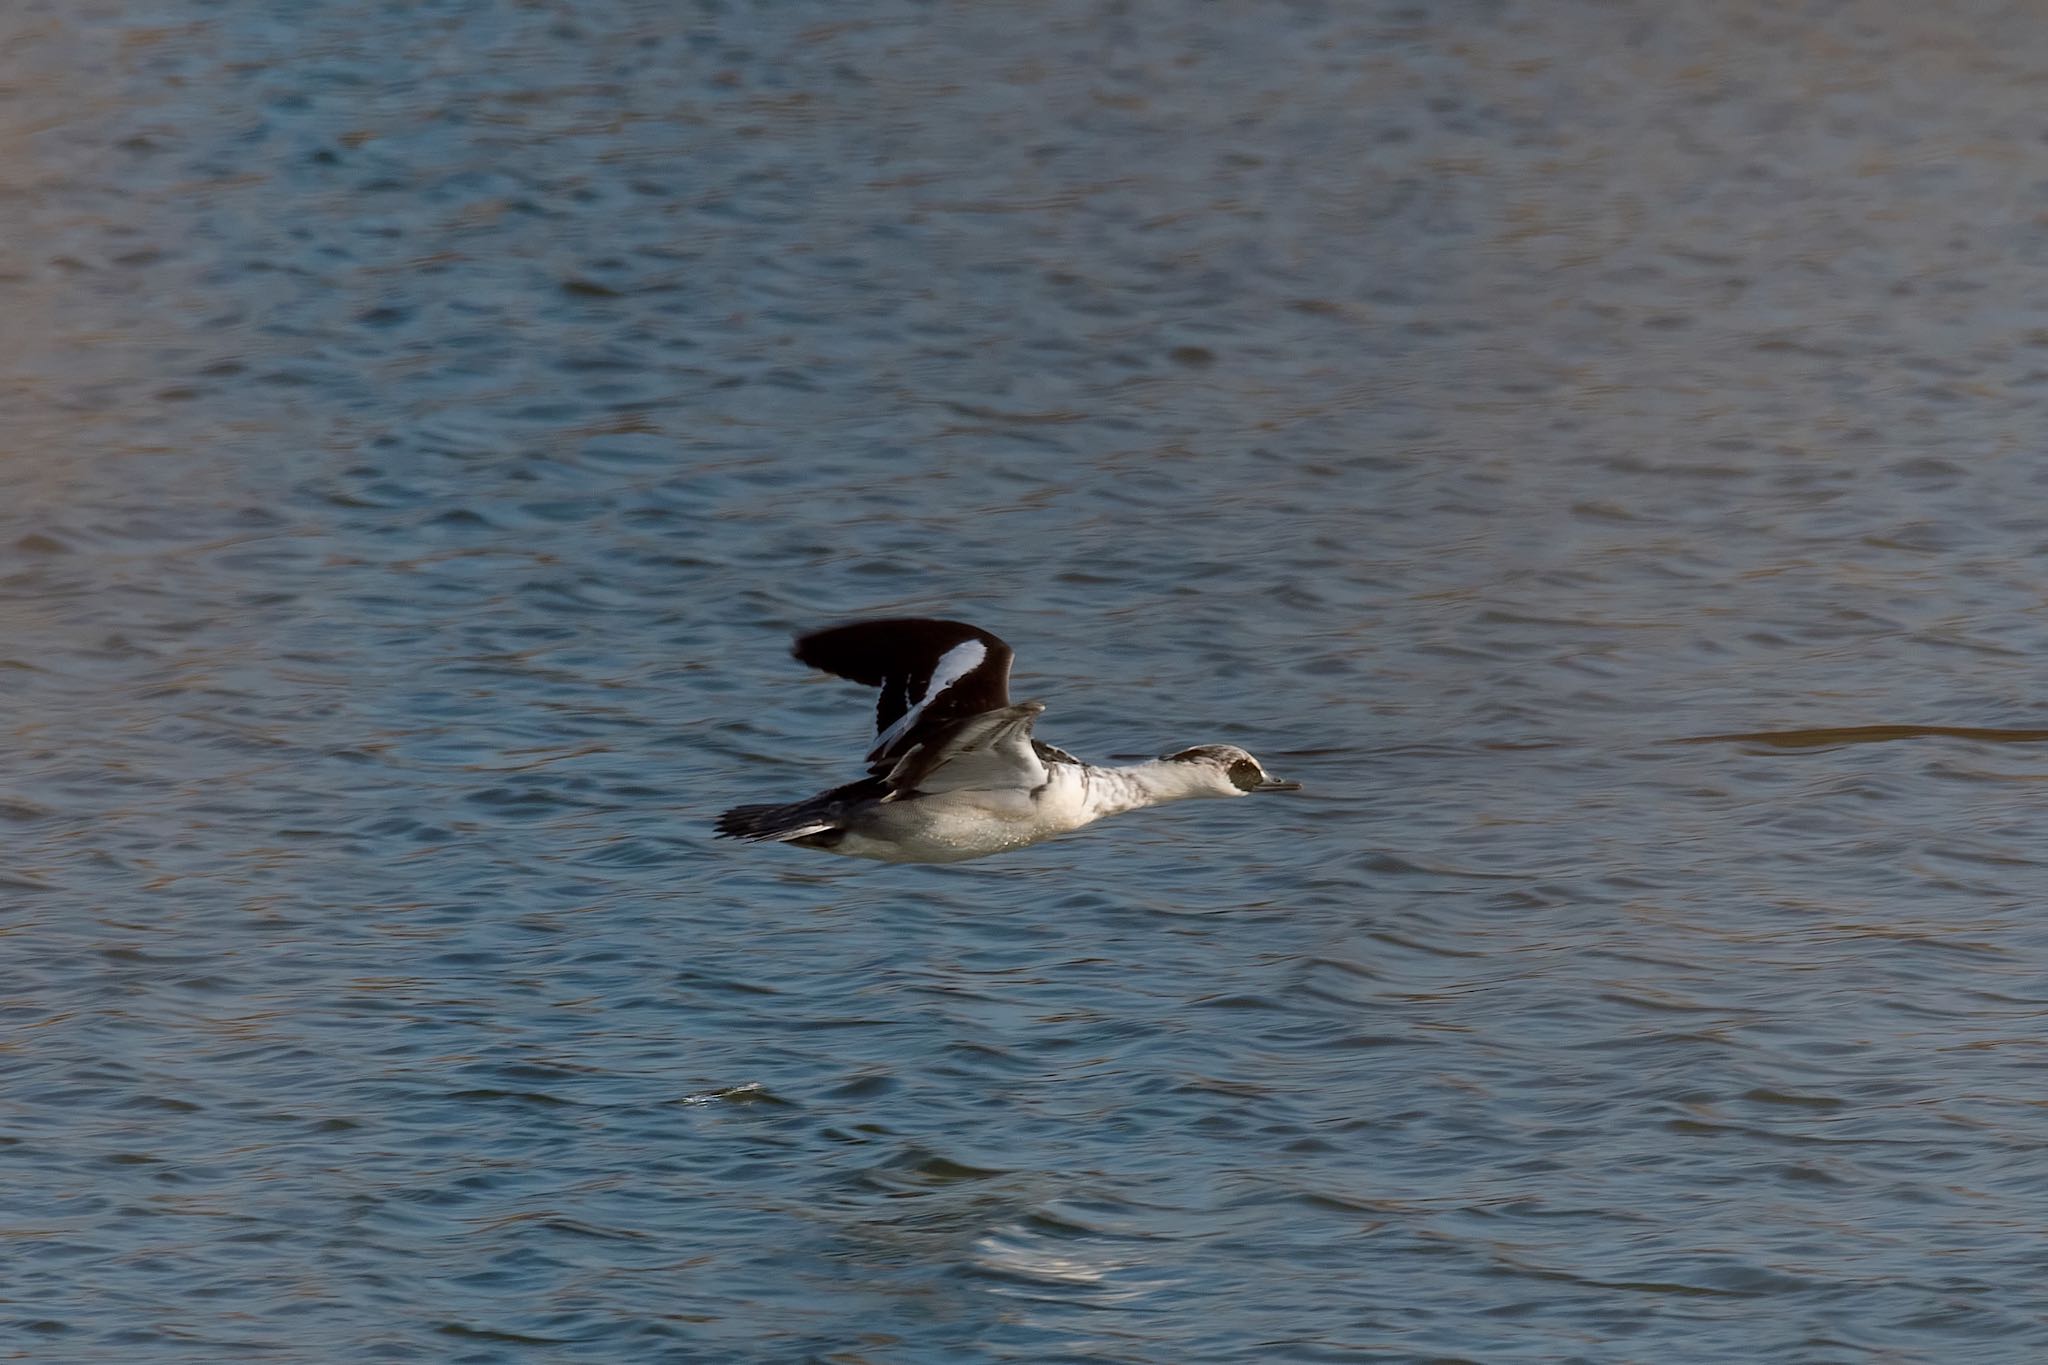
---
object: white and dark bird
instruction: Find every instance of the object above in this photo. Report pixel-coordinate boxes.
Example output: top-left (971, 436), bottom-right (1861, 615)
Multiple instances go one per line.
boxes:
top-left (714, 618), bottom-right (1299, 863)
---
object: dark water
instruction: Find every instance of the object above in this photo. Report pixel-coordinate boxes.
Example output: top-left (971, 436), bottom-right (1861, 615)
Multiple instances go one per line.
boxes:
top-left (7, 1), bottom-right (2048, 1359)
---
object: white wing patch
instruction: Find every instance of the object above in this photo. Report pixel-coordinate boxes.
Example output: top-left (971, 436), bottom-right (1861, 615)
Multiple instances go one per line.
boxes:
top-left (868, 638), bottom-right (986, 760)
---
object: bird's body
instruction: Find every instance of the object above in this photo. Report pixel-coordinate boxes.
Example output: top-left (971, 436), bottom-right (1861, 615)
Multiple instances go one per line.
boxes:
top-left (715, 618), bottom-right (1297, 864)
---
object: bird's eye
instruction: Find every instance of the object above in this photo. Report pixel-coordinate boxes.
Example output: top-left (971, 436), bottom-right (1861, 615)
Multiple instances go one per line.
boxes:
top-left (1227, 758), bottom-right (1262, 791)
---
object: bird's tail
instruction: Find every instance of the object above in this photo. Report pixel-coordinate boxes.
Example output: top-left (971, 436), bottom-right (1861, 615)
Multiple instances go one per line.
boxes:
top-left (713, 801), bottom-right (837, 843)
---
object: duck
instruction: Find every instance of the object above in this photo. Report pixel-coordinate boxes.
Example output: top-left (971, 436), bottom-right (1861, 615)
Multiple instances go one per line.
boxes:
top-left (714, 618), bottom-right (1298, 863)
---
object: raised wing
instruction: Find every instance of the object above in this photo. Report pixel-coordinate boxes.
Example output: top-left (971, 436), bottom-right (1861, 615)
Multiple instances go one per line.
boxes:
top-left (793, 618), bottom-right (1017, 768)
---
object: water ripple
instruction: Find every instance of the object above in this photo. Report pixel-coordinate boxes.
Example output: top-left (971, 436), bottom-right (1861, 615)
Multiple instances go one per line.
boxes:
top-left (7, 0), bottom-right (2048, 1360)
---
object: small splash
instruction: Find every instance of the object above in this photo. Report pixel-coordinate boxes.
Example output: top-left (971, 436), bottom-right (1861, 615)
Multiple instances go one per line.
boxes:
top-left (1675, 724), bottom-right (2048, 750)
top-left (674, 1082), bottom-right (791, 1107)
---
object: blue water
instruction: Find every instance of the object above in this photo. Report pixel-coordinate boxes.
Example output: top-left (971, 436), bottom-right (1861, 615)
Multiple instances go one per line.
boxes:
top-left (7, 1), bottom-right (2048, 1360)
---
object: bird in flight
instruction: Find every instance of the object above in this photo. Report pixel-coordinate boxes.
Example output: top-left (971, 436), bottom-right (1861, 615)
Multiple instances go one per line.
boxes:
top-left (715, 618), bottom-right (1299, 863)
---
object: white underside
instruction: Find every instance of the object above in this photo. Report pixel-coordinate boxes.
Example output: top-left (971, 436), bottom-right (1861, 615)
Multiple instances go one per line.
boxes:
top-left (822, 759), bottom-right (1233, 863)
top-left (831, 772), bottom-right (1089, 863)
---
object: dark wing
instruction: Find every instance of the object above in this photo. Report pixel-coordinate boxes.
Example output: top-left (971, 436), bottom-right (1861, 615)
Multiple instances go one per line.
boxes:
top-left (1031, 738), bottom-right (1082, 767)
top-left (793, 618), bottom-right (1017, 769)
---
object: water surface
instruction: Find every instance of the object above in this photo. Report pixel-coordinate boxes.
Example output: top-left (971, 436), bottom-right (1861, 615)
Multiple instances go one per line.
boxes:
top-left (6, 2), bottom-right (2048, 1360)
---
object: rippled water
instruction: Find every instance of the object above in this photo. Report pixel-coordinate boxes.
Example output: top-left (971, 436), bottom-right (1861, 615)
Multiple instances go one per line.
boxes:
top-left (7, 1), bottom-right (2048, 1359)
